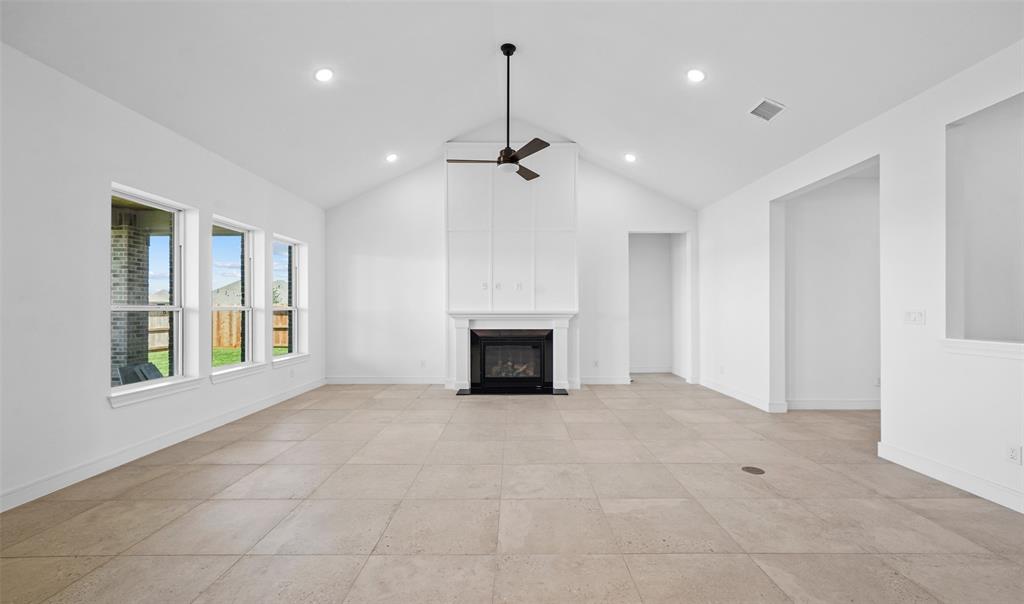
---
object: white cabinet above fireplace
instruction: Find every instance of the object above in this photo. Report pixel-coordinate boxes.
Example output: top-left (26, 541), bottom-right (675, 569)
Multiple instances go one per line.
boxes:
top-left (445, 142), bottom-right (578, 313)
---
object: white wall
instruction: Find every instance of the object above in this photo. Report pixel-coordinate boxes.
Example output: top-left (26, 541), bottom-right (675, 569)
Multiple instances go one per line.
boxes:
top-left (0, 46), bottom-right (326, 510)
top-left (946, 93), bottom-right (1024, 343)
top-left (324, 157), bottom-right (698, 386)
top-left (629, 234), bottom-right (673, 373)
top-left (781, 177), bottom-right (880, 408)
top-left (670, 233), bottom-right (693, 381)
top-left (699, 41), bottom-right (1024, 511)
top-left (324, 162), bottom-right (447, 383)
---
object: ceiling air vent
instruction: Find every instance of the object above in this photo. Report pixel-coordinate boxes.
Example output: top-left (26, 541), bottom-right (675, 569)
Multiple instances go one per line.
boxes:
top-left (750, 98), bottom-right (786, 122)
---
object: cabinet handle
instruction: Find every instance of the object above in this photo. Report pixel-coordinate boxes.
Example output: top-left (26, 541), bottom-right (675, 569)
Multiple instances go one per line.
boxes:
top-left (495, 282), bottom-right (502, 290)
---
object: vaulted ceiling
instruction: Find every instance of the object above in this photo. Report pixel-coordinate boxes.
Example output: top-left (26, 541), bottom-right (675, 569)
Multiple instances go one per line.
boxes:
top-left (3, 2), bottom-right (1021, 208)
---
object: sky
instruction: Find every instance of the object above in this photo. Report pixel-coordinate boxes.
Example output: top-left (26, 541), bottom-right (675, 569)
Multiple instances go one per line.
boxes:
top-left (146, 234), bottom-right (287, 297)
top-left (212, 234), bottom-right (243, 290)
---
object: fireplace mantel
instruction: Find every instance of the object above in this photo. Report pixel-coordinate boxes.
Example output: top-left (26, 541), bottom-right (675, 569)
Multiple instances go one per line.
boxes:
top-left (447, 311), bottom-right (578, 391)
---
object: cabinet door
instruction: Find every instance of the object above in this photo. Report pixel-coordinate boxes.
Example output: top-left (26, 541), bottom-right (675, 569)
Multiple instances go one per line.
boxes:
top-left (492, 231), bottom-right (534, 310)
top-left (493, 168), bottom-right (533, 231)
top-left (535, 231), bottom-right (577, 310)
top-left (447, 163), bottom-right (491, 231)
top-left (448, 231), bottom-right (491, 310)
top-left (531, 146), bottom-right (576, 230)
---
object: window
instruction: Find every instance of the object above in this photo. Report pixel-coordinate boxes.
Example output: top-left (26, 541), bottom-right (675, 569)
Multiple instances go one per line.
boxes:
top-left (110, 192), bottom-right (181, 387)
top-left (272, 239), bottom-right (299, 357)
top-left (212, 222), bottom-right (252, 368)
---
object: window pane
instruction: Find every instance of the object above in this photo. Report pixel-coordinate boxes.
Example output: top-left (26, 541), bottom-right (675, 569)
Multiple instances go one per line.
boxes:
top-left (111, 310), bottom-right (175, 386)
top-left (272, 241), bottom-right (293, 307)
top-left (111, 196), bottom-right (174, 306)
top-left (212, 225), bottom-right (245, 306)
top-left (212, 310), bottom-right (246, 367)
top-left (273, 310), bottom-right (294, 356)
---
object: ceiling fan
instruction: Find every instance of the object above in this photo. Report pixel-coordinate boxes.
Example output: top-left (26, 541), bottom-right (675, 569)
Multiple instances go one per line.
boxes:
top-left (447, 43), bottom-right (550, 181)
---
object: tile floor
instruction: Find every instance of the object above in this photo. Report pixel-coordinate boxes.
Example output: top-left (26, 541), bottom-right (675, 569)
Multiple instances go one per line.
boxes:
top-left (2, 374), bottom-right (1023, 603)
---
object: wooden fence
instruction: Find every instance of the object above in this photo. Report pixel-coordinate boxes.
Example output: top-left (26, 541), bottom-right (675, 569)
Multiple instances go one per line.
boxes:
top-left (146, 313), bottom-right (291, 352)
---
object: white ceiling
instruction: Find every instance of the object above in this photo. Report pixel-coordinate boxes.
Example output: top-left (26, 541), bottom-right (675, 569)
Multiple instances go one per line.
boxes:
top-left (3, 2), bottom-right (1022, 208)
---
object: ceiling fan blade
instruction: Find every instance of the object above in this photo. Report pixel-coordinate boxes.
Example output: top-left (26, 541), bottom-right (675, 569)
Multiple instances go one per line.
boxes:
top-left (447, 159), bottom-right (498, 164)
top-left (511, 138), bottom-right (550, 161)
top-left (516, 164), bottom-right (540, 181)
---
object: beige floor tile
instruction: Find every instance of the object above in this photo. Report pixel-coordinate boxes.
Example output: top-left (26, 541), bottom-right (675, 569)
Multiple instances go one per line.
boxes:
top-left (340, 410), bottom-right (401, 423)
top-left (406, 398), bottom-right (461, 410)
top-left (213, 465), bottom-right (337, 499)
top-left (505, 422), bottom-right (570, 440)
top-left (896, 498), bottom-right (1024, 554)
top-left (0, 556), bottom-right (109, 604)
top-left (392, 409), bottom-right (454, 423)
top-left (426, 441), bottom-right (504, 464)
top-left (685, 422), bottom-right (767, 439)
top-left (2, 500), bottom-right (198, 556)
top-left (406, 465), bottom-right (501, 499)
top-left (120, 464), bottom-right (258, 499)
top-left (343, 555), bottom-right (495, 604)
top-left (555, 397), bottom-right (608, 410)
top-left (307, 422), bottom-right (385, 442)
top-left (586, 464), bottom-right (689, 499)
top-left (804, 421), bottom-right (880, 440)
top-left (566, 422), bottom-right (634, 440)
top-left (801, 498), bottom-right (989, 553)
top-left (602, 398), bottom-right (661, 410)
top-left (502, 464), bottom-right (595, 499)
top-left (665, 464), bottom-right (778, 499)
top-left (752, 553), bottom-right (938, 603)
top-left (267, 440), bottom-right (363, 465)
top-left (129, 500), bottom-right (298, 554)
top-left (450, 409), bottom-right (508, 423)
top-left (369, 423), bottom-right (446, 443)
top-left (130, 440), bottom-right (227, 465)
top-left (827, 464), bottom-right (972, 498)
top-left (375, 499), bottom-right (499, 554)
top-left (192, 440), bottom-right (297, 465)
top-left (439, 423), bottom-right (507, 441)
top-left (494, 554), bottom-right (641, 603)
top-left (708, 439), bottom-right (817, 466)
top-left (504, 441), bottom-right (580, 464)
top-left (755, 462), bottom-right (880, 498)
top-left (194, 555), bottom-right (365, 603)
top-left (247, 423), bottom-right (326, 441)
top-left (506, 409), bottom-right (563, 424)
top-left (347, 440), bottom-right (436, 464)
top-left (662, 409), bottom-right (732, 424)
top-left (43, 466), bottom-right (173, 501)
top-left (601, 499), bottom-right (741, 553)
top-left (881, 553), bottom-right (1024, 604)
top-left (573, 440), bottom-right (657, 463)
top-left (283, 409), bottom-right (352, 423)
top-left (189, 423), bottom-right (264, 442)
top-left (0, 501), bottom-right (99, 549)
top-left (778, 439), bottom-right (883, 464)
top-left (744, 422), bottom-right (830, 441)
top-left (498, 499), bottom-right (617, 554)
top-left (626, 553), bottom-right (790, 603)
top-left (560, 410), bottom-right (621, 423)
top-left (626, 422), bottom-right (701, 440)
top-left (45, 555), bottom-right (238, 604)
top-left (359, 398), bottom-right (415, 410)
top-left (700, 498), bottom-right (865, 553)
top-left (252, 500), bottom-right (397, 554)
top-left (643, 440), bottom-right (731, 463)
top-left (311, 465), bottom-right (420, 499)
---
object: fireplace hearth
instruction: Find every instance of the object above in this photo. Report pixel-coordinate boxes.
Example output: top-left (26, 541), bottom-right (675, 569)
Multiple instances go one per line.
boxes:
top-left (460, 329), bottom-right (566, 395)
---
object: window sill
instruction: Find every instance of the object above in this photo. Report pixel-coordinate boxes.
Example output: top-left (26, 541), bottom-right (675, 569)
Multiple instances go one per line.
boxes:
top-left (108, 376), bottom-right (203, 408)
top-left (942, 338), bottom-right (1024, 361)
top-left (272, 353), bottom-right (310, 368)
top-left (210, 362), bottom-right (267, 384)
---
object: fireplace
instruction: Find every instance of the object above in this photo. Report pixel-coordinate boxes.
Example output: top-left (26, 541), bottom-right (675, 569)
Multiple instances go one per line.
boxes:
top-left (464, 329), bottom-right (559, 394)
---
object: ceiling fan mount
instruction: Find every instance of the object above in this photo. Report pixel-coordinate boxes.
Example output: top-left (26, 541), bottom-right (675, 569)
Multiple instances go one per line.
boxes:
top-left (447, 42), bottom-right (549, 181)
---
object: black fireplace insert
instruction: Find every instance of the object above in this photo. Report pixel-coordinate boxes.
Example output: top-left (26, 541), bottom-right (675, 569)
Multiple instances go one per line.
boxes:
top-left (460, 329), bottom-right (565, 395)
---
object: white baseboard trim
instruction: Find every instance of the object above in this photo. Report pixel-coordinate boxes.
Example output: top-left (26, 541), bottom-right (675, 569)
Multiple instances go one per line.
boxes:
top-left (580, 376), bottom-right (632, 385)
top-left (0, 379), bottom-right (325, 512)
top-left (878, 442), bottom-right (1024, 514)
top-left (700, 379), bottom-right (770, 411)
top-left (630, 367), bottom-right (674, 374)
top-left (325, 376), bottom-right (445, 385)
top-left (788, 398), bottom-right (881, 410)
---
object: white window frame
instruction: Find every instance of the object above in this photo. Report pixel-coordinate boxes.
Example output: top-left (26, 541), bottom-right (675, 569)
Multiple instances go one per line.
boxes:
top-left (272, 236), bottom-right (302, 361)
top-left (211, 219), bottom-right (254, 371)
top-left (109, 186), bottom-right (185, 392)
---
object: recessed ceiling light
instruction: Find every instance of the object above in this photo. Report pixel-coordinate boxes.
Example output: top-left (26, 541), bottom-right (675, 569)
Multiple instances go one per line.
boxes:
top-left (314, 68), bottom-right (334, 82)
top-left (385, 153), bottom-right (398, 163)
top-left (686, 69), bottom-right (706, 83)
top-left (623, 153), bottom-right (637, 163)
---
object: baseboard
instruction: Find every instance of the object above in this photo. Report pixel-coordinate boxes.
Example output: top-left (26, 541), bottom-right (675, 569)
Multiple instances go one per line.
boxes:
top-left (0, 378), bottom-right (325, 512)
top-left (325, 376), bottom-right (445, 385)
top-left (629, 367), bottom-right (674, 374)
top-left (878, 442), bottom-right (1024, 514)
top-left (788, 398), bottom-right (881, 410)
top-left (700, 379), bottom-right (770, 411)
top-left (580, 376), bottom-right (632, 385)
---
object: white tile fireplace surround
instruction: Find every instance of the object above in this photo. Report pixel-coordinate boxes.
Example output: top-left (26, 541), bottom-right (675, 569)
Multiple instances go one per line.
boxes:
top-left (448, 312), bottom-right (579, 391)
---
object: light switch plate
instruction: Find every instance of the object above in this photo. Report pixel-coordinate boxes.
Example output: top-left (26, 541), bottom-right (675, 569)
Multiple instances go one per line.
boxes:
top-left (904, 310), bottom-right (926, 325)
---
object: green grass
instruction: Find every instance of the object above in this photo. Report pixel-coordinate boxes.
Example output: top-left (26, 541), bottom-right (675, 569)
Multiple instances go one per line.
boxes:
top-left (146, 347), bottom-right (293, 375)
top-left (148, 350), bottom-right (170, 376)
top-left (273, 346), bottom-right (291, 357)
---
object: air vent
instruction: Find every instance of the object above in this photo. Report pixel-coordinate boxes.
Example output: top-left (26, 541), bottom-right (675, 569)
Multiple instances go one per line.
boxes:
top-left (750, 98), bottom-right (786, 122)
